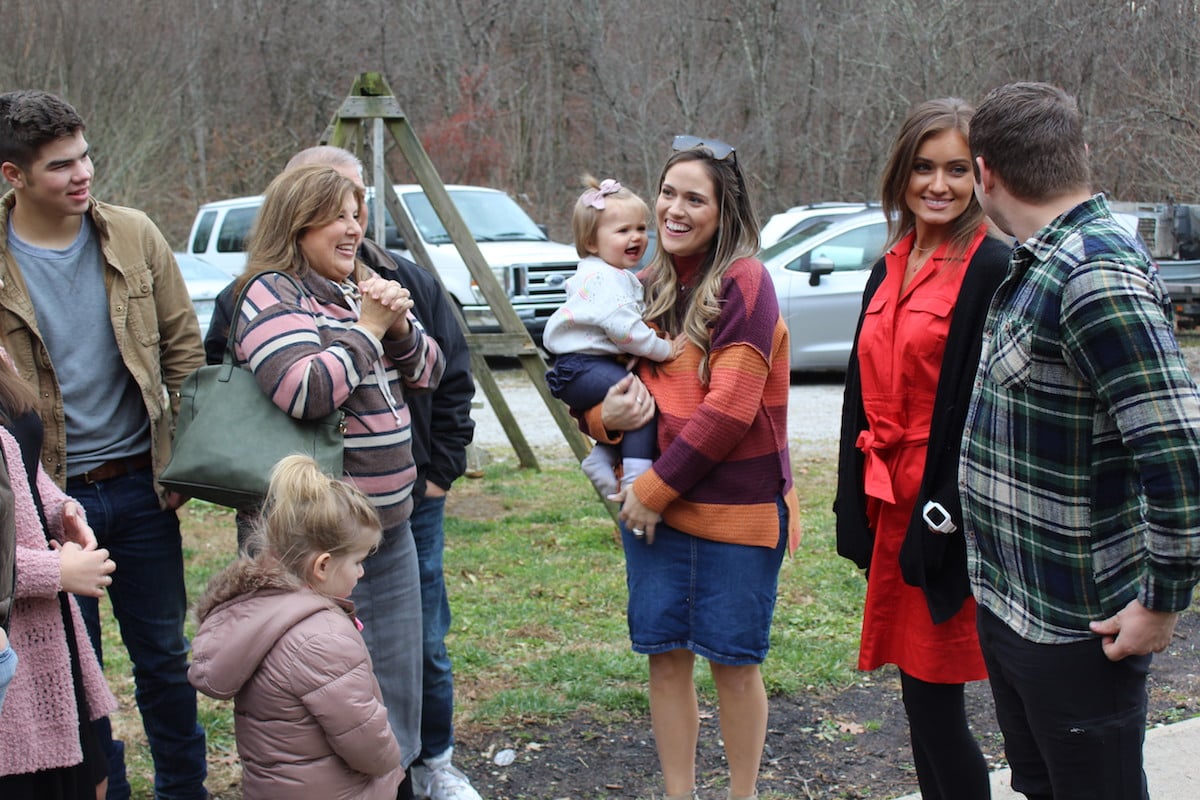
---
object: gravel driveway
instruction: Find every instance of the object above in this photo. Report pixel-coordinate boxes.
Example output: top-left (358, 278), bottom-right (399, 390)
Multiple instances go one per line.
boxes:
top-left (469, 367), bottom-right (846, 466)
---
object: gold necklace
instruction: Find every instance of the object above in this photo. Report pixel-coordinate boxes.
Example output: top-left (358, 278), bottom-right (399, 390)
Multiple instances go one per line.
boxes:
top-left (905, 252), bottom-right (935, 282)
top-left (906, 241), bottom-right (941, 274)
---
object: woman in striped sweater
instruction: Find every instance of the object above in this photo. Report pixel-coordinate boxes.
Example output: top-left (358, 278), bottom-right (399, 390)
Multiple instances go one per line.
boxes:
top-left (232, 165), bottom-right (443, 792)
top-left (586, 137), bottom-right (800, 800)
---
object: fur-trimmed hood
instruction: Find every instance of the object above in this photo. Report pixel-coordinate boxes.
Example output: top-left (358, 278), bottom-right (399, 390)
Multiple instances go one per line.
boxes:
top-left (194, 556), bottom-right (306, 622)
top-left (190, 556), bottom-right (355, 699)
top-left (187, 555), bottom-right (402, 798)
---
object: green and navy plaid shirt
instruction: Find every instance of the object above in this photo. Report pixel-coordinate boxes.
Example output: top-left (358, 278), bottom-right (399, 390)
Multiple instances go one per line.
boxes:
top-left (961, 195), bottom-right (1200, 643)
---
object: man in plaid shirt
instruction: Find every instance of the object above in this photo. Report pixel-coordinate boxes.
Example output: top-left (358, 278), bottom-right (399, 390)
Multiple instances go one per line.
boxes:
top-left (962, 82), bottom-right (1200, 800)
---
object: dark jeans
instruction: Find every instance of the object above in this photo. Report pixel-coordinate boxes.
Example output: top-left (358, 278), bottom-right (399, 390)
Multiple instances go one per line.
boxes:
top-left (976, 606), bottom-right (1150, 800)
top-left (411, 494), bottom-right (455, 761)
top-left (70, 467), bottom-right (208, 800)
top-left (546, 353), bottom-right (656, 459)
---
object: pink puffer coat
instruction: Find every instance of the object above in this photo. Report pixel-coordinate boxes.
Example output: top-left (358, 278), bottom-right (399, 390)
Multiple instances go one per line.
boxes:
top-left (189, 558), bottom-right (402, 799)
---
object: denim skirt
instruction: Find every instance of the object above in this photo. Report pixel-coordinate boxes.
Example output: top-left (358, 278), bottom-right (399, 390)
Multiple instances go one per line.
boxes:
top-left (621, 497), bottom-right (788, 665)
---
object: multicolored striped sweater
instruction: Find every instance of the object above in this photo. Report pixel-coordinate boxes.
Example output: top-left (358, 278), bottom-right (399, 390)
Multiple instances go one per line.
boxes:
top-left (234, 268), bottom-right (443, 529)
top-left (591, 257), bottom-right (800, 550)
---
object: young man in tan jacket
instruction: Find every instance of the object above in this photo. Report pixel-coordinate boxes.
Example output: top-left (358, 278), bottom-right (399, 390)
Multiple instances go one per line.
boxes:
top-left (0, 89), bottom-right (207, 800)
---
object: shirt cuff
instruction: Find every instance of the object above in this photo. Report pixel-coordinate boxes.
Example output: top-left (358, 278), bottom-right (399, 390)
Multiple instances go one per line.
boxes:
top-left (582, 404), bottom-right (622, 446)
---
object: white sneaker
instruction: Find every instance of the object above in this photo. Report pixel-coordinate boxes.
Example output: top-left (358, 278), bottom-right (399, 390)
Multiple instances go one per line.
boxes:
top-left (412, 752), bottom-right (483, 800)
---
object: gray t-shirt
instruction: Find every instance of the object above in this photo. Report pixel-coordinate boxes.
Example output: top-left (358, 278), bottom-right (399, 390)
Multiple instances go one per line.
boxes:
top-left (8, 217), bottom-right (150, 474)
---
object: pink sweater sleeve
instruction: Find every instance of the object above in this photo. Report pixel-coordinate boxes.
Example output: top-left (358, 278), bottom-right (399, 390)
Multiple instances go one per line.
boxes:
top-left (3, 433), bottom-right (62, 599)
top-left (37, 461), bottom-right (70, 542)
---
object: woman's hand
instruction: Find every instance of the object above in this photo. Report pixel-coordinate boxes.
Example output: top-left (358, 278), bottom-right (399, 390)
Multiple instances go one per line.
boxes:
top-left (600, 374), bottom-right (656, 433)
top-left (358, 275), bottom-right (413, 339)
top-left (618, 487), bottom-right (662, 544)
top-left (54, 540), bottom-right (115, 598)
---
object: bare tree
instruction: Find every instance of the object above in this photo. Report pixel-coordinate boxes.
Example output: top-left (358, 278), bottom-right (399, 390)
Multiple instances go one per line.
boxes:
top-left (0, 0), bottom-right (1196, 246)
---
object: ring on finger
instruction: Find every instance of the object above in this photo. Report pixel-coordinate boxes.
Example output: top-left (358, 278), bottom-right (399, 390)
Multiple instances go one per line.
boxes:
top-left (631, 528), bottom-right (645, 538)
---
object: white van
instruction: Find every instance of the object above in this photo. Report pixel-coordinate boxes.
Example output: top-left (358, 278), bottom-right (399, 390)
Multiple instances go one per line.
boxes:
top-left (184, 185), bottom-right (580, 335)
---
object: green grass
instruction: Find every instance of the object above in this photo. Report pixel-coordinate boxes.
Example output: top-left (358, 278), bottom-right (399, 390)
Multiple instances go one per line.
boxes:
top-left (95, 498), bottom-right (244, 795)
top-left (100, 451), bottom-right (866, 796)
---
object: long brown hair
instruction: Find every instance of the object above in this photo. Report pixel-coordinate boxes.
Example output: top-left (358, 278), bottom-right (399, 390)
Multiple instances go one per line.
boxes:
top-left (237, 164), bottom-right (368, 292)
top-left (0, 341), bottom-right (37, 426)
top-left (642, 147), bottom-right (760, 383)
top-left (879, 97), bottom-right (985, 261)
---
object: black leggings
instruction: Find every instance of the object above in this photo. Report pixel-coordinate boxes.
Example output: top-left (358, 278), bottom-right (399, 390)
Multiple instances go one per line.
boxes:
top-left (900, 670), bottom-right (990, 800)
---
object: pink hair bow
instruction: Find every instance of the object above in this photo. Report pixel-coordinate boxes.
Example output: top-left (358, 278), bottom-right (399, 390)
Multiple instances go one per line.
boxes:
top-left (581, 179), bottom-right (622, 210)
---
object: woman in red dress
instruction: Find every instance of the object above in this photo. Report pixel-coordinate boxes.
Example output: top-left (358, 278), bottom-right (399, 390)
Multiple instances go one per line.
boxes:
top-left (835, 98), bottom-right (1011, 799)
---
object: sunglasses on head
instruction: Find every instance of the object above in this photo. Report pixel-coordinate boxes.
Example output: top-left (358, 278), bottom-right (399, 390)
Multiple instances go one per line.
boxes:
top-left (672, 135), bottom-right (747, 202)
top-left (672, 135), bottom-right (736, 161)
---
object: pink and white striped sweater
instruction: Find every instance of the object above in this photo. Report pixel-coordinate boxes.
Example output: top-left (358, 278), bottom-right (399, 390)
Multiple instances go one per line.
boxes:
top-left (234, 268), bottom-right (443, 529)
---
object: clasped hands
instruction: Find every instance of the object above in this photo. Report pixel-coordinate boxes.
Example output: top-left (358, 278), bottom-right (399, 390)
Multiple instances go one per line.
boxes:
top-left (357, 275), bottom-right (414, 340)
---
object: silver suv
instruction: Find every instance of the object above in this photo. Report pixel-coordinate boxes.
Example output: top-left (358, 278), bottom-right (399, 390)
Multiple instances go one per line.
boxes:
top-left (759, 201), bottom-right (880, 249)
top-left (761, 210), bottom-right (889, 373)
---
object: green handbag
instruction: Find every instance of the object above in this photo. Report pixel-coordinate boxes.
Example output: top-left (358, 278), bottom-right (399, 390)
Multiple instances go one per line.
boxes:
top-left (160, 271), bottom-right (345, 509)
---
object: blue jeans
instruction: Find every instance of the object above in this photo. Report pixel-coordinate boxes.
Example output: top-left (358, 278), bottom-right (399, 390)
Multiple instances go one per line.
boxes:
top-left (70, 467), bottom-right (207, 800)
top-left (353, 519), bottom-right (423, 768)
top-left (621, 497), bottom-right (787, 665)
top-left (411, 494), bottom-right (455, 761)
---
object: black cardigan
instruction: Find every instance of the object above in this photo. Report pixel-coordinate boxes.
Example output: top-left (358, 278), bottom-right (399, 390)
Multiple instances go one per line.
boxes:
top-left (833, 235), bottom-right (1010, 624)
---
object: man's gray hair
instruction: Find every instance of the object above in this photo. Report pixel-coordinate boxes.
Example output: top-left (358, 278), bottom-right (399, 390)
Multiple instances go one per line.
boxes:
top-left (285, 145), bottom-right (362, 175)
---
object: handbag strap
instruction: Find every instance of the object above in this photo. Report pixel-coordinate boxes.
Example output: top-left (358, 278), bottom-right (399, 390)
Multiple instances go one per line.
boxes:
top-left (221, 270), bottom-right (309, 380)
top-left (223, 270), bottom-right (347, 433)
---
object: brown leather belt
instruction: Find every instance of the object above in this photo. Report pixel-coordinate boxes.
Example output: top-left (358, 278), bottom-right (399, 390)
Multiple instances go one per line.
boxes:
top-left (69, 452), bottom-right (153, 484)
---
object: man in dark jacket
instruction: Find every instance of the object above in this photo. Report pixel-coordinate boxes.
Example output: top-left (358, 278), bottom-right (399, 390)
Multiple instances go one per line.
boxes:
top-left (206, 146), bottom-right (481, 800)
